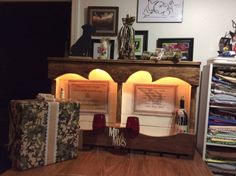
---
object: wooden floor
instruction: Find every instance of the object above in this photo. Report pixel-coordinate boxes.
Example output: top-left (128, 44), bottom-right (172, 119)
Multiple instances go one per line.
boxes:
top-left (2, 148), bottom-right (213, 176)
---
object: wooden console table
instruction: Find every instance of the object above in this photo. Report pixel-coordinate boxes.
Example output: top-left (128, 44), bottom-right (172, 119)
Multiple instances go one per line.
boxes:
top-left (48, 57), bottom-right (201, 158)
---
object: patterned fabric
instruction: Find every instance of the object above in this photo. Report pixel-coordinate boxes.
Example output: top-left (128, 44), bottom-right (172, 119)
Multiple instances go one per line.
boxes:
top-left (56, 102), bottom-right (80, 162)
top-left (9, 100), bottom-right (80, 170)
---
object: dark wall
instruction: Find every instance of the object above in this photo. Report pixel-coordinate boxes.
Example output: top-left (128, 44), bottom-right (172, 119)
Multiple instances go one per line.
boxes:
top-left (0, 2), bottom-right (71, 172)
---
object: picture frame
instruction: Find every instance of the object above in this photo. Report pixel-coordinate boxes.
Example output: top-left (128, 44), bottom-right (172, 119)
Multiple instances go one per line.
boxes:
top-left (88, 6), bottom-right (119, 36)
top-left (134, 84), bottom-right (177, 116)
top-left (134, 30), bottom-right (148, 59)
top-left (68, 80), bottom-right (109, 113)
top-left (91, 39), bottom-right (115, 59)
top-left (137, 0), bottom-right (184, 23)
top-left (156, 38), bottom-right (194, 61)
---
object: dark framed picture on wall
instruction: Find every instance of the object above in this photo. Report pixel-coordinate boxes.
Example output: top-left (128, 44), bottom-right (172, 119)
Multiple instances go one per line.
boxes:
top-left (156, 38), bottom-right (194, 61)
top-left (134, 30), bottom-right (148, 59)
top-left (91, 39), bottom-right (115, 59)
top-left (88, 6), bottom-right (119, 36)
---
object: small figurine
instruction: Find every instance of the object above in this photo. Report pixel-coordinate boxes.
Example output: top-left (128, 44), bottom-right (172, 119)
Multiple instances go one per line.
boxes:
top-left (70, 24), bottom-right (95, 56)
top-left (230, 20), bottom-right (236, 52)
top-left (118, 14), bottom-right (136, 59)
top-left (218, 36), bottom-right (231, 54)
top-left (219, 20), bottom-right (236, 55)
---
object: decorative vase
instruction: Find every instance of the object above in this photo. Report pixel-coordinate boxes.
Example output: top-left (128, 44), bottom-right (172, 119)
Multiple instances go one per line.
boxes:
top-left (118, 14), bottom-right (135, 59)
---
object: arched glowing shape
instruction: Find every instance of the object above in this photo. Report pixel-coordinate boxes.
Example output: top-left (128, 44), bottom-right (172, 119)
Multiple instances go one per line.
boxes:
top-left (55, 73), bottom-right (87, 81)
top-left (55, 73), bottom-right (87, 99)
top-left (89, 69), bottom-right (114, 81)
top-left (126, 71), bottom-right (152, 83)
top-left (154, 77), bottom-right (191, 86)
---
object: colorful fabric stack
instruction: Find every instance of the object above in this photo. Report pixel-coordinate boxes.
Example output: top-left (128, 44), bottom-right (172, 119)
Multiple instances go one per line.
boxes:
top-left (9, 100), bottom-right (80, 170)
top-left (209, 67), bottom-right (236, 145)
top-left (208, 109), bottom-right (236, 126)
top-left (207, 66), bottom-right (236, 175)
top-left (207, 126), bottom-right (236, 145)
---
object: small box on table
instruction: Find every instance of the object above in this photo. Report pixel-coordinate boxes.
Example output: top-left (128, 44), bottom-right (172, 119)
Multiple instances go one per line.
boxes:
top-left (9, 100), bottom-right (80, 170)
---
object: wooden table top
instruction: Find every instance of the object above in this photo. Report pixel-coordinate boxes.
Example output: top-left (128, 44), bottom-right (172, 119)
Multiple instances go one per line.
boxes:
top-left (2, 149), bottom-right (213, 176)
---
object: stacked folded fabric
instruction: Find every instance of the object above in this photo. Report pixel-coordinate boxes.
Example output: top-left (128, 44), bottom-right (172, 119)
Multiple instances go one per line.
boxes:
top-left (207, 66), bottom-right (236, 175)
top-left (207, 126), bottom-right (236, 145)
top-left (207, 162), bottom-right (236, 176)
top-left (206, 146), bottom-right (236, 175)
top-left (209, 109), bottom-right (236, 126)
top-left (206, 146), bottom-right (236, 161)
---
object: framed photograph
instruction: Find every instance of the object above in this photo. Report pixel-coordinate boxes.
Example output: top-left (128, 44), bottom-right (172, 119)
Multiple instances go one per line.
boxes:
top-left (68, 80), bottom-right (109, 113)
top-left (156, 38), bottom-right (194, 61)
top-left (134, 30), bottom-right (148, 59)
top-left (88, 6), bottom-right (119, 36)
top-left (134, 84), bottom-right (177, 116)
top-left (91, 39), bottom-right (115, 59)
top-left (137, 0), bottom-right (184, 23)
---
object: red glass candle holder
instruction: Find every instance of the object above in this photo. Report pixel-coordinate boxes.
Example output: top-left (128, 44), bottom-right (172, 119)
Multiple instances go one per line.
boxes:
top-left (92, 113), bottom-right (106, 134)
top-left (126, 116), bottom-right (139, 138)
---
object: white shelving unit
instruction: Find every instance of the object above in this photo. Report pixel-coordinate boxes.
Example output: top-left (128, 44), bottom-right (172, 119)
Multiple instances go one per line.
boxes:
top-left (197, 57), bottom-right (236, 175)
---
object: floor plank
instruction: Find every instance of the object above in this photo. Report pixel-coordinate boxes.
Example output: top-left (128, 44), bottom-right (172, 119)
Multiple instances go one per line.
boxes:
top-left (1, 149), bottom-right (213, 176)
